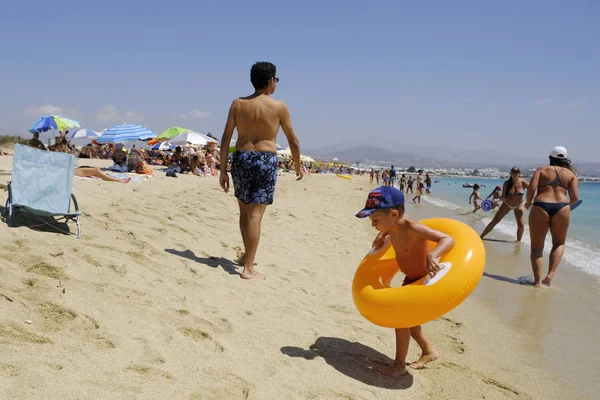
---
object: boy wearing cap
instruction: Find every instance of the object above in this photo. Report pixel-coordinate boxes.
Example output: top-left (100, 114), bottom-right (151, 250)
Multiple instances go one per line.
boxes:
top-left (356, 186), bottom-right (455, 376)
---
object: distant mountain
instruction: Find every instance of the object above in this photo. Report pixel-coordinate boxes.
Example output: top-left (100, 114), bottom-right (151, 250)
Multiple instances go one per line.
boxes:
top-left (303, 138), bottom-right (600, 176)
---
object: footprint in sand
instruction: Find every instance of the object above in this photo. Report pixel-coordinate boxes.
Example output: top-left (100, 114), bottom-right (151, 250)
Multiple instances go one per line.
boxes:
top-left (0, 324), bottom-right (52, 344)
top-left (444, 334), bottom-right (466, 354)
top-left (24, 261), bottom-right (67, 280)
top-left (482, 377), bottom-right (521, 397)
top-left (126, 364), bottom-right (173, 380)
top-left (192, 316), bottom-right (233, 334)
top-left (439, 316), bottom-right (463, 328)
top-left (177, 327), bottom-right (225, 353)
top-left (0, 364), bottom-right (21, 377)
top-left (194, 371), bottom-right (253, 399)
top-left (37, 301), bottom-right (77, 331)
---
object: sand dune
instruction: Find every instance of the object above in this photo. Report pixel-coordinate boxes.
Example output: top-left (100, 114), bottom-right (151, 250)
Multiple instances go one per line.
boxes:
top-left (0, 157), bottom-right (575, 399)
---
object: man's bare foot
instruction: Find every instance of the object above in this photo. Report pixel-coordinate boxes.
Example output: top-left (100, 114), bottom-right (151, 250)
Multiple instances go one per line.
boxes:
top-left (236, 251), bottom-right (257, 266)
top-left (541, 278), bottom-right (551, 286)
top-left (241, 269), bottom-right (266, 280)
top-left (409, 349), bottom-right (439, 370)
top-left (542, 275), bottom-right (553, 286)
top-left (123, 178), bottom-right (131, 183)
top-left (379, 364), bottom-right (408, 377)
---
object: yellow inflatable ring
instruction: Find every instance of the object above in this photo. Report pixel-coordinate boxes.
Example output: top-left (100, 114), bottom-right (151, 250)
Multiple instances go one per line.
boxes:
top-left (352, 218), bottom-right (485, 328)
top-left (336, 174), bottom-right (352, 180)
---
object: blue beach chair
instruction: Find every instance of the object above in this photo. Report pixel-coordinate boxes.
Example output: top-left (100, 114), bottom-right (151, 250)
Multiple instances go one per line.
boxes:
top-left (2, 144), bottom-right (82, 238)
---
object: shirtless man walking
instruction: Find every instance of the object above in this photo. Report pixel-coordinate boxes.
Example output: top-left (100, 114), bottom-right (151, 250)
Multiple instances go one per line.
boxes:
top-left (220, 61), bottom-right (302, 280)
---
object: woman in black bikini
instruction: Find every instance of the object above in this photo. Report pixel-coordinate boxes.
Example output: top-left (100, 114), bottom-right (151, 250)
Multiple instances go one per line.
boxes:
top-left (480, 167), bottom-right (529, 241)
top-left (525, 146), bottom-right (579, 287)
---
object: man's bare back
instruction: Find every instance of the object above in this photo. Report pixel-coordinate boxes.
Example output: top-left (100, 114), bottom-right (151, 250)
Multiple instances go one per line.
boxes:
top-left (218, 62), bottom-right (302, 280)
top-left (233, 94), bottom-right (285, 153)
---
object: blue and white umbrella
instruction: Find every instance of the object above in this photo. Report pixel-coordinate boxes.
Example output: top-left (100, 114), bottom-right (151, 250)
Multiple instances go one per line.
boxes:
top-left (97, 124), bottom-right (156, 144)
top-left (69, 129), bottom-right (104, 146)
top-left (68, 129), bottom-right (103, 141)
top-left (151, 141), bottom-right (175, 151)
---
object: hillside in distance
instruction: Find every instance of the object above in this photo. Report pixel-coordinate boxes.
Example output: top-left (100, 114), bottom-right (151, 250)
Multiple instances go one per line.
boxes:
top-left (303, 138), bottom-right (600, 175)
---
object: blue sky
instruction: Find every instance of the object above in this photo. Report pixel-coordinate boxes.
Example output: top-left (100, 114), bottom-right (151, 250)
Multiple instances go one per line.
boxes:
top-left (0, 1), bottom-right (598, 161)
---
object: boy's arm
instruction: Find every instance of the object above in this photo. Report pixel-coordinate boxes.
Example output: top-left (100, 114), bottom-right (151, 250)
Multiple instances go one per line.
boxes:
top-left (408, 220), bottom-right (456, 277)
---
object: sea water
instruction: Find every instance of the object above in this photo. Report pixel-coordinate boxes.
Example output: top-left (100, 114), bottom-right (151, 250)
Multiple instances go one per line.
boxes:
top-left (411, 177), bottom-right (600, 278)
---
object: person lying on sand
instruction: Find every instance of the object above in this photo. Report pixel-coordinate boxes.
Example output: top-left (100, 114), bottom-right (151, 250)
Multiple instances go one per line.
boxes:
top-left (74, 167), bottom-right (131, 183)
top-left (356, 186), bottom-right (455, 376)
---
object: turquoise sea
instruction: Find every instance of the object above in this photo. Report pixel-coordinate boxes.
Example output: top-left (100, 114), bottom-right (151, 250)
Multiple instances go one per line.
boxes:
top-left (414, 177), bottom-right (600, 278)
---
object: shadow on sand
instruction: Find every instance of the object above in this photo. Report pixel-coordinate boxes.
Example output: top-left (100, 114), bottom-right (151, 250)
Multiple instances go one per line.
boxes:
top-left (281, 337), bottom-right (413, 390)
top-left (482, 238), bottom-right (518, 244)
top-left (1, 205), bottom-right (73, 236)
top-left (164, 248), bottom-right (240, 276)
top-left (483, 272), bottom-right (533, 285)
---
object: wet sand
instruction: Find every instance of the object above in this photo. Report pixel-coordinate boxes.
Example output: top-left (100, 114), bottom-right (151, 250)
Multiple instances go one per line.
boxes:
top-left (0, 156), bottom-right (594, 399)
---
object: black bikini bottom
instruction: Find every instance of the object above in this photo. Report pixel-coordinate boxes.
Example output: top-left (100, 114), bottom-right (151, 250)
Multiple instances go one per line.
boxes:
top-left (533, 202), bottom-right (569, 219)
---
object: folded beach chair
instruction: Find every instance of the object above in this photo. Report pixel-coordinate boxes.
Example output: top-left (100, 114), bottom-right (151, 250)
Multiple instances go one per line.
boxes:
top-left (3, 144), bottom-right (82, 238)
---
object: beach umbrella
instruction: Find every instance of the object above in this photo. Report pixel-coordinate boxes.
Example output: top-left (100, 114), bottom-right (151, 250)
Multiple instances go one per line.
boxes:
top-left (97, 124), bottom-right (156, 144)
top-left (29, 115), bottom-right (81, 134)
top-left (151, 141), bottom-right (175, 151)
top-left (277, 147), bottom-right (292, 160)
top-left (170, 131), bottom-right (216, 146)
top-left (69, 129), bottom-right (104, 146)
top-left (155, 126), bottom-right (195, 141)
top-left (68, 129), bottom-right (103, 141)
top-left (300, 154), bottom-right (315, 163)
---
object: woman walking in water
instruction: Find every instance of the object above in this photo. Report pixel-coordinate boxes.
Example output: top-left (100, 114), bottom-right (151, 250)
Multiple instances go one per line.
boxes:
top-left (525, 147), bottom-right (579, 287)
top-left (480, 167), bottom-right (529, 241)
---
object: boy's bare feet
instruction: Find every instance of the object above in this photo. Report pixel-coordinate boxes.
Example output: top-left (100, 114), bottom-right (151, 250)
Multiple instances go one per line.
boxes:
top-left (409, 349), bottom-right (439, 369)
top-left (241, 269), bottom-right (266, 280)
top-left (378, 364), bottom-right (408, 377)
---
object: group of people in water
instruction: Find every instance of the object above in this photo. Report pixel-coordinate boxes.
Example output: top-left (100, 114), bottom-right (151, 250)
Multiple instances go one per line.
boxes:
top-left (369, 168), bottom-right (433, 204)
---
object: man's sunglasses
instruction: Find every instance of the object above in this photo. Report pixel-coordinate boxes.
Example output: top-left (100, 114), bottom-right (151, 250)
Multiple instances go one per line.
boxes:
top-left (273, 77), bottom-right (280, 83)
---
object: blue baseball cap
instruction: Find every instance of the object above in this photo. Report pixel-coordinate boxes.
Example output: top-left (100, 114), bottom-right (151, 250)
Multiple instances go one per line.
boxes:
top-left (355, 186), bottom-right (405, 218)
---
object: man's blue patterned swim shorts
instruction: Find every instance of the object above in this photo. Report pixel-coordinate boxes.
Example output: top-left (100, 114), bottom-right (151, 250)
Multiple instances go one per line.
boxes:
top-left (231, 150), bottom-right (278, 205)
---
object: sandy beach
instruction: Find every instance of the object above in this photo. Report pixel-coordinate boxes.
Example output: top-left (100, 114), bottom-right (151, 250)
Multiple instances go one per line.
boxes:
top-left (0, 156), bottom-right (595, 399)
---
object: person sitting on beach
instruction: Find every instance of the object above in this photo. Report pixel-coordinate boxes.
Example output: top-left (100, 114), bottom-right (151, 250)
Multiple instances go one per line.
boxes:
top-left (219, 61), bottom-right (302, 280)
top-left (190, 155), bottom-right (206, 176)
top-left (469, 184), bottom-right (482, 212)
top-left (356, 186), bottom-right (455, 376)
top-left (525, 147), bottom-right (579, 287)
top-left (28, 132), bottom-right (47, 151)
top-left (480, 167), bottom-right (529, 241)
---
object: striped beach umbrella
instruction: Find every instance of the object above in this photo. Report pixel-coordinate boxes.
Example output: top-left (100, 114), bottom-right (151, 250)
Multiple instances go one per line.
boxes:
top-left (97, 124), bottom-right (156, 144)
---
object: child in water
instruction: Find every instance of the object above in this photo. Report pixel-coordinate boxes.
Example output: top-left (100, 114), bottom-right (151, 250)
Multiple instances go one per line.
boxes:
top-left (485, 185), bottom-right (502, 209)
top-left (356, 186), bottom-right (455, 376)
top-left (469, 184), bottom-right (482, 212)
